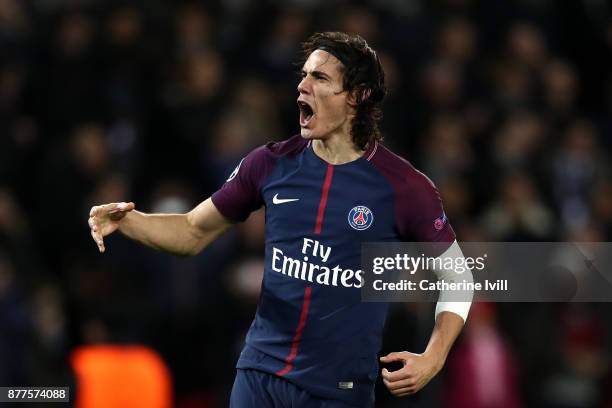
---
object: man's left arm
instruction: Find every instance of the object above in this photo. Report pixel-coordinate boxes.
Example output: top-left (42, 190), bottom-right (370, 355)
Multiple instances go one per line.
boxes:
top-left (380, 240), bottom-right (473, 397)
top-left (380, 311), bottom-right (464, 396)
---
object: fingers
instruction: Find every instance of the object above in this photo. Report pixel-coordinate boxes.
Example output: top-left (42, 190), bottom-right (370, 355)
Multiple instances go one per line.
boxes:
top-left (88, 202), bottom-right (134, 253)
top-left (90, 203), bottom-right (115, 217)
top-left (384, 381), bottom-right (416, 395)
top-left (382, 351), bottom-right (437, 397)
top-left (89, 203), bottom-right (128, 252)
top-left (108, 201), bottom-right (135, 214)
top-left (383, 375), bottom-right (413, 390)
top-left (389, 385), bottom-right (417, 397)
top-left (380, 351), bottom-right (407, 363)
top-left (381, 367), bottom-right (411, 383)
top-left (383, 372), bottom-right (419, 396)
top-left (90, 228), bottom-right (105, 253)
top-left (89, 218), bottom-right (105, 252)
top-left (90, 202), bottom-right (134, 217)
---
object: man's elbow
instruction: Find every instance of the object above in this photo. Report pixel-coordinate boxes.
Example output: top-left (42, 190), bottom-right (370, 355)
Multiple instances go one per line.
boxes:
top-left (182, 232), bottom-right (208, 257)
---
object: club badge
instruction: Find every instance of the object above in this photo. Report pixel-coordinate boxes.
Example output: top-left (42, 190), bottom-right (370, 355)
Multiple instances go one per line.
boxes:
top-left (348, 206), bottom-right (374, 231)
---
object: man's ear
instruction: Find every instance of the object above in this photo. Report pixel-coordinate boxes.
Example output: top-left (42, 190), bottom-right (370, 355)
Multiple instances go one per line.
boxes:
top-left (347, 87), bottom-right (372, 107)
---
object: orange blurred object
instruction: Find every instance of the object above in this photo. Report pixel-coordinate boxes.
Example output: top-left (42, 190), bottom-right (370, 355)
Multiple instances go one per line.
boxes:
top-left (71, 345), bottom-right (172, 408)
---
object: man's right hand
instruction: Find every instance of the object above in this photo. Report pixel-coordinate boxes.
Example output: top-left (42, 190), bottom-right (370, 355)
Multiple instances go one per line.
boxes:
top-left (88, 202), bottom-right (135, 253)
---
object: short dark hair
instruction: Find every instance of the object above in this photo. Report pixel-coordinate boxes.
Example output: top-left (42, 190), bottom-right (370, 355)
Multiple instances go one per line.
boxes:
top-left (300, 31), bottom-right (386, 150)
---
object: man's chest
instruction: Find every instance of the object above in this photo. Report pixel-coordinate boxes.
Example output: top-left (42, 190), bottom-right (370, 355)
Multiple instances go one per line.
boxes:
top-left (261, 160), bottom-right (398, 246)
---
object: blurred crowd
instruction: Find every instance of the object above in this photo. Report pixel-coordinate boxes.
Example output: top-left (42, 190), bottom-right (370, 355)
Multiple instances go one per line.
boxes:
top-left (1, 0), bottom-right (612, 407)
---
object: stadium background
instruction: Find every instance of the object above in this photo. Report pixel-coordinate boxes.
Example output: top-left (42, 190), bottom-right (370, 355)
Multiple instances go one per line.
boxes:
top-left (1, 0), bottom-right (611, 407)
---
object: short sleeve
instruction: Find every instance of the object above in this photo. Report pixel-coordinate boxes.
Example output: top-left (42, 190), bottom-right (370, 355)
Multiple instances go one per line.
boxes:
top-left (397, 173), bottom-right (456, 245)
top-left (211, 146), bottom-right (275, 222)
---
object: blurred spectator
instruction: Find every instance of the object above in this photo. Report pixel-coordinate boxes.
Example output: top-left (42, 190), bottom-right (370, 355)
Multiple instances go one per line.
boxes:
top-left (492, 111), bottom-right (544, 171)
top-left (206, 111), bottom-right (259, 186)
top-left (0, 0), bottom-right (29, 48)
top-left (0, 186), bottom-right (29, 241)
top-left (41, 11), bottom-right (102, 134)
top-left (30, 284), bottom-right (66, 358)
top-left (541, 60), bottom-right (579, 125)
top-left (0, 186), bottom-right (42, 278)
top-left (260, 9), bottom-right (308, 74)
top-left (0, 251), bottom-right (29, 385)
top-left (552, 120), bottom-right (609, 232)
top-left (491, 62), bottom-right (534, 110)
top-left (540, 305), bottom-right (608, 408)
top-left (437, 176), bottom-right (472, 226)
top-left (444, 303), bottom-right (521, 408)
top-left (174, 4), bottom-right (214, 59)
top-left (507, 22), bottom-right (548, 70)
top-left (420, 113), bottom-right (473, 181)
top-left (481, 173), bottom-right (555, 240)
top-left (436, 17), bottom-right (478, 67)
top-left (590, 182), bottom-right (612, 237)
top-left (421, 59), bottom-right (463, 111)
top-left (230, 77), bottom-right (283, 143)
top-left (338, 7), bottom-right (381, 46)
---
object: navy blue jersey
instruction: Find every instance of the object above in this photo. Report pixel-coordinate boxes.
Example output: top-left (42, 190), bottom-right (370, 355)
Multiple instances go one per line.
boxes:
top-left (212, 135), bottom-right (455, 405)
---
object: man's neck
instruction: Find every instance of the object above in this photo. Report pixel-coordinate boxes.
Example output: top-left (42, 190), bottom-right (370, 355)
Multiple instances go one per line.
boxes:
top-left (311, 132), bottom-right (363, 165)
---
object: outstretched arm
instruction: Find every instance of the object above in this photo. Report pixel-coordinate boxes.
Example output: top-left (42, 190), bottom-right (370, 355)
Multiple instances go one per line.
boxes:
top-left (88, 198), bottom-right (234, 256)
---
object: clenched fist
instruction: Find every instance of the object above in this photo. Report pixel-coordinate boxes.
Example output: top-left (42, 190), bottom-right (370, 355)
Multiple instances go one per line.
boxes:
top-left (88, 202), bottom-right (135, 252)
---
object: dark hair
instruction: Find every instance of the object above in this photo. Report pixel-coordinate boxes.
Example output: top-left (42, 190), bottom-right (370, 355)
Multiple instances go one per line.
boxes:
top-left (301, 31), bottom-right (386, 150)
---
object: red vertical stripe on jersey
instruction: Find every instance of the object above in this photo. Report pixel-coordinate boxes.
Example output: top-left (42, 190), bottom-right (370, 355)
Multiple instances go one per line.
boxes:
top-left (276, 286), bottom-right (312, 376)
top-left (277, 164), bottom-right (332, 376)
top-left (314, 164), bottom-right (334, 234)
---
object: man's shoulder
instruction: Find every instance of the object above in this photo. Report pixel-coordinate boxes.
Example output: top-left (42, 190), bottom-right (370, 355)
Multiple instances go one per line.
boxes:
top-left (260, 134), bottom-right (309, 158)
top-left (240, 135), bottom-right (308, 171)
top-left (370, 143), bottom-right (451, 241)
top-left (369, 143), bottom-right (437, 193)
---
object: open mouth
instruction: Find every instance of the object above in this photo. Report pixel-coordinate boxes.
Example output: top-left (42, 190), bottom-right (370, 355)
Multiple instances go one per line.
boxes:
top-left (297, 100), bottom-right (315, 127)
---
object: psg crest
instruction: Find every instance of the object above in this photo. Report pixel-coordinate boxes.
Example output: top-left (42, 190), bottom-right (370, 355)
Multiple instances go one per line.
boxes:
top-left (348, 206), bottom-right (374, 231)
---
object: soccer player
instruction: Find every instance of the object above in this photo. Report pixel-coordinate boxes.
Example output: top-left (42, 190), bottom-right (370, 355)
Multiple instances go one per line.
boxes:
top-left (88, 32), bottom-right (472, 407)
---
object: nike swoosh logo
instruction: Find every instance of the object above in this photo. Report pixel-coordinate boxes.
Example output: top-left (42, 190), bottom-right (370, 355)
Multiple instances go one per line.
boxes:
top-left (273, 194), bottom-right (299, 204)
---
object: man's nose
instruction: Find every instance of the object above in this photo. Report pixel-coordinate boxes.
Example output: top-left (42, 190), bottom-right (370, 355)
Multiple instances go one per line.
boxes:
top-left (297, 76), bottom-right (310, 94)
